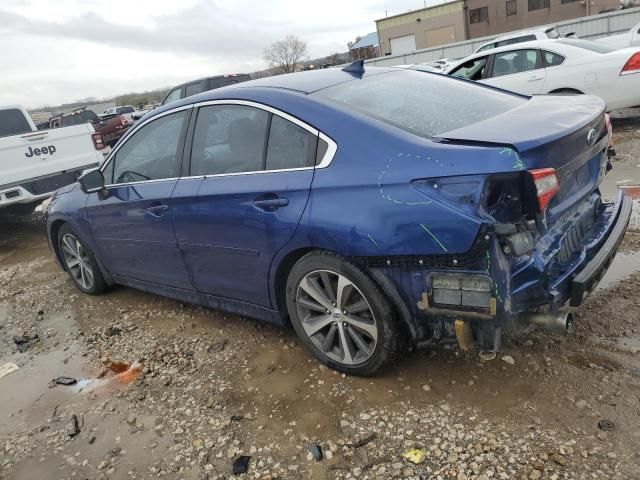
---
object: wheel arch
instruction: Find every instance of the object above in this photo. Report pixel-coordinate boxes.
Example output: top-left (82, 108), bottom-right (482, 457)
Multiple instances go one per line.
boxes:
top-left (272, 247), bottom-right (416, 343)
top-left (548, 87), bottom-right (584, 94)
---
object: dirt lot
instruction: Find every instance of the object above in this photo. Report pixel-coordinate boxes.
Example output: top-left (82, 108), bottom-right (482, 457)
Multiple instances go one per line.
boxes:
top-left (1, 113), bottom-right (640, 480)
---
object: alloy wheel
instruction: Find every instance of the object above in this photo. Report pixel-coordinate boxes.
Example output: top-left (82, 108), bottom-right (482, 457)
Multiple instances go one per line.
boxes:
top-left (295, 269), bottom-right (378, 365)
top-left (60, 233), bottom-right (95, 290)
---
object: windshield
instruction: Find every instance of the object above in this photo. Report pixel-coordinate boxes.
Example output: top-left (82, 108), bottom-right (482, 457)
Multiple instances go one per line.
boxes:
top-left (556, 38), bottom-right (617, 53)
top-left (313, 70), bottom-right (526, 138)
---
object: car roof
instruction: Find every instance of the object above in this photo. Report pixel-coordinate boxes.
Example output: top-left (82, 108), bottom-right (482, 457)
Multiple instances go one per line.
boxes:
top-left (145, 66), bottom-right (399, 120)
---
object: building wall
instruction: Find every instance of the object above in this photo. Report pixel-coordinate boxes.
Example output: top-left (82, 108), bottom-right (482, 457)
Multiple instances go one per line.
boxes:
top-left (465, 0), bottom-right (621, 38)
top-left (376, 2), bottom-right (467, 55)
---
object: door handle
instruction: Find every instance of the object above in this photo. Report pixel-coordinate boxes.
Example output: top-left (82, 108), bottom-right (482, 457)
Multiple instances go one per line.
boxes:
top-left (145, 204), bottom-right (169, 217)
top-left (253, 197), bottom-right (289, 211)
top-left (528, 75), bottom-right (543, 82)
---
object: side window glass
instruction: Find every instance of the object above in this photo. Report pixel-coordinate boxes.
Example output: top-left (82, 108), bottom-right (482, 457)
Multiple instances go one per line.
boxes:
top-left (185, 82), bottom-right (204, 97)
top-left (190, 105), bottom-right (269, 176)
top-left (451, 57), bottom-right (488, 80)
top-left (163, 88), bottom-right (182, 105)
top-left (543, 50), bottom-right (565, 66)
top-left (112, 111), bottom-right (186, 184)
top-left (265, 115), bottom-right (317, 170)
top-left (492, 49), bottom-right (540, 77)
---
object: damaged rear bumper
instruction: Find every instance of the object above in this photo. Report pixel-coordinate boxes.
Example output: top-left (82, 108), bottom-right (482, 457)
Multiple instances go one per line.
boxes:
top-left (569, 192), bottom-right (632, 306)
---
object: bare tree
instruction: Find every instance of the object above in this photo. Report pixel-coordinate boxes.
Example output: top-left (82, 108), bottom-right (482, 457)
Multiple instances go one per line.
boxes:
top-left (264, 35), bottom-right (308, 74)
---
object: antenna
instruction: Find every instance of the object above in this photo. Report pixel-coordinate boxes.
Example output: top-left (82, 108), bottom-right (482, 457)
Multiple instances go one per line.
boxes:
top-left (341, 60), bottom-right (365, 77)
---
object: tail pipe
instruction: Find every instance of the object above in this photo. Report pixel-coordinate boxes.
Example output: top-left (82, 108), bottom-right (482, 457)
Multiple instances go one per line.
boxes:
top-left (520, 310), bottom-right (574, 335)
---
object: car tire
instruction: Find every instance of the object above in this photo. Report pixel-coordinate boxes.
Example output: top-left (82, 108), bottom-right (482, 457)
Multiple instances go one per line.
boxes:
top-left (285, 251), bottom-right (403, 376)
top-left (57, 224), bottom-right (109, 295)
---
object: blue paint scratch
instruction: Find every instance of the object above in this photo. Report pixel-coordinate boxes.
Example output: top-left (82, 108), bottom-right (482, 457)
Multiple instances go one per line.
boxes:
top-left (500, 147), bottom-right (524, 171)
top-left (367, 234), bottom-right (379, 247)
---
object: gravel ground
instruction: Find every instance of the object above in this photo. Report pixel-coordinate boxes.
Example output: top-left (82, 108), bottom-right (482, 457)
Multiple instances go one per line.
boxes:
top-left (1, 112), bottom-right (639, 480)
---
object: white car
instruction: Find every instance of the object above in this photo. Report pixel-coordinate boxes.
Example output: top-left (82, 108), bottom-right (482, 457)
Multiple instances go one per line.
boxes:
top-left (446, 38), bottom-right (640, 111)
top-left (596, 21), bottom-right (640, 49)
top-left (473, 26), bottom-right (563, 54)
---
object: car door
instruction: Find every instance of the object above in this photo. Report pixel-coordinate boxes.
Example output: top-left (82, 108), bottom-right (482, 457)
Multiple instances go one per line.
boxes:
top-left (85, 107), bottom-right (195, 290)
top-left (172, 101), bottom-right (321, 307)
top-left (482, 48), bottom-right (546, 94)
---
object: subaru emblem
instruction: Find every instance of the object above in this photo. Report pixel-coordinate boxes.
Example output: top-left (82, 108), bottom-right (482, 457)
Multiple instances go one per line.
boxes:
top-left (586, 128), bottom-right (597, 146)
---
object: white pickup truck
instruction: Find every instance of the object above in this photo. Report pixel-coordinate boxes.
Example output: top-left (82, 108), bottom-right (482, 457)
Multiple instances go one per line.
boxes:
top-left (0, 105), bottom-right (105, 213)
top-left (596, 22), bottom-right (640, 49)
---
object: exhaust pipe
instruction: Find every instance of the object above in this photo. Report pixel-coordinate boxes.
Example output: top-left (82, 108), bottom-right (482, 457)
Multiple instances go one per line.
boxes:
top-left (520, 310), bottom-right (574, 335)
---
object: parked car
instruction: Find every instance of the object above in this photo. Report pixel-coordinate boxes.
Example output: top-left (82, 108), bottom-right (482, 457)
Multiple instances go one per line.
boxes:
top-left (0, 105), bottom-right (105, 213)
top-left (473, 26), bottom-right (563, 53)
top-left (44, 64), bottom-right (631, 375)
top-left (162, 74), bottom-right (251, 105)
top-left (447, 39), bottom-right (640, 111)
top-left (596, 21), bottom-right (640, 49)
top-left (45, 109), bottom-right (130, 147)
top-left (100, 105), bottom-right (137, 123)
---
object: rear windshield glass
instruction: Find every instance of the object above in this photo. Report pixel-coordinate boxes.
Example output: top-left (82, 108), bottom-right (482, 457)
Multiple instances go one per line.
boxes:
top-left (556, 39), bottom-right (616, 53)
top-left (313, 70), bottom-right (525, 138)
top-left (0, 108), bottom-right (32, 137)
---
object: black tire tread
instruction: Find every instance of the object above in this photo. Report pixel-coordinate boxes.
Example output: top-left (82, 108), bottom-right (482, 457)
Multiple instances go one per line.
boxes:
top-left (57, 224), bottom-right (109, 295)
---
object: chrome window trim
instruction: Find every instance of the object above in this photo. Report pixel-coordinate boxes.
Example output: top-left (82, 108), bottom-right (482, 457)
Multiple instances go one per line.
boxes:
top-left (98, 99), bottom-right (338, 187)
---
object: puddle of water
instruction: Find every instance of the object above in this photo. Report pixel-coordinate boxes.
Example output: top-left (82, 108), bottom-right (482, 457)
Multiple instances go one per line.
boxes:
top-left (597, 251), bottom-right (640, 290)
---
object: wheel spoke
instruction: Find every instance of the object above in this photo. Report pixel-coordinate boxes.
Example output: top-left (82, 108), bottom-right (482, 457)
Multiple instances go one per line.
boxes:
top-left (296, 296), bottom-right (327, 313)
top-left (299, 276), bottom-right (333, 310)
top-left (66, 258), bottom-right (80, 269)
top-left (344, 298), bottom-right (369, 314)
top-left (319, 271), bottom-right (336, 303)
top-left (345, 315), bottom-right (377, 339)
top-left (335, 275), bottom-right (354, 310)
top-left (337, 323), bottom-right (355, 364)
top-left (348, 326), bottom-right (372, 358)
top-left (302, 314), bottom-right (334, 337)
top-left (79, 263), bottom-right (87, 288)
top-left (321, 323), bottom-right (338, 353)
top-left (83, 264), bottom-right (94, 287)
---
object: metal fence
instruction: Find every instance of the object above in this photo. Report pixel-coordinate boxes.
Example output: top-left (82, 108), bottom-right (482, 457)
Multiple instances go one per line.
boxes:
top-left (366, 7), bottom-right (640, 67)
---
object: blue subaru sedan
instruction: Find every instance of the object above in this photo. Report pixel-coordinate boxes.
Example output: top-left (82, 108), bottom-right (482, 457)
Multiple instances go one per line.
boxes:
top-left (44, 63), bottom-right (631, 375)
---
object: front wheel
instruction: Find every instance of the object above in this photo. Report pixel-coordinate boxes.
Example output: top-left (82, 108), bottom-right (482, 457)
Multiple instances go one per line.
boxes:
top-left (57, 224), bottom-right (109, 295)
top-left (285, 251), bottom-right (403, 376)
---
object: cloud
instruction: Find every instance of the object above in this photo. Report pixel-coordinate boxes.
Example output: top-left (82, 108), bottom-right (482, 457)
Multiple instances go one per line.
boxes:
top-left (0, 0), bottom-right (427, 106)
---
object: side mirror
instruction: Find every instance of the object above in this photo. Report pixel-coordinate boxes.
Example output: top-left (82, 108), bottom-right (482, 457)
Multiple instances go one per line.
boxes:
top-left (79, 169), bottom-right (105, 194)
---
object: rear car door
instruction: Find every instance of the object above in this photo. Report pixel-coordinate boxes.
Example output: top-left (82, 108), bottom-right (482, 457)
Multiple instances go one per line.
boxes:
top-left (482, 49), bottom-right (546, 94)
top-left (85, 107), bottom-right (194, 290)
top-left (172, 101), bottom-right (321, 307)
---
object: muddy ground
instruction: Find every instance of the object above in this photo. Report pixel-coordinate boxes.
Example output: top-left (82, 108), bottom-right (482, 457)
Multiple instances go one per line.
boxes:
top-left (1, 113), bottom-right (640, 480)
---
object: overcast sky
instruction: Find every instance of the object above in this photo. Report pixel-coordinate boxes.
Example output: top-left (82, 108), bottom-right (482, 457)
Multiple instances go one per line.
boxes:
top-left (0, 0), bottom-right (437, 108)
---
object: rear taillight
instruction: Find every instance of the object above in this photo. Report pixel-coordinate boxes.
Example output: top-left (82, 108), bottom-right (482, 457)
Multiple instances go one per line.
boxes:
top-left (529, 168), bottom-right (559, 212)
top-left (621, 52), bottom-right (640, 75)
top-left (120, 115), bottom-right (128, 126)
top-left (92, 133), bottom-right (106, 150)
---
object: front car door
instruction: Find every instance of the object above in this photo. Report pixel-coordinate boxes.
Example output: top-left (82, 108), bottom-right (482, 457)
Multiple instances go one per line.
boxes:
top-left (85, 107), bottom-right (195, 290)
top-left (172, 101), bottom-right (329, 307)
top-left (482, 48), bottom-right (546, 94)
